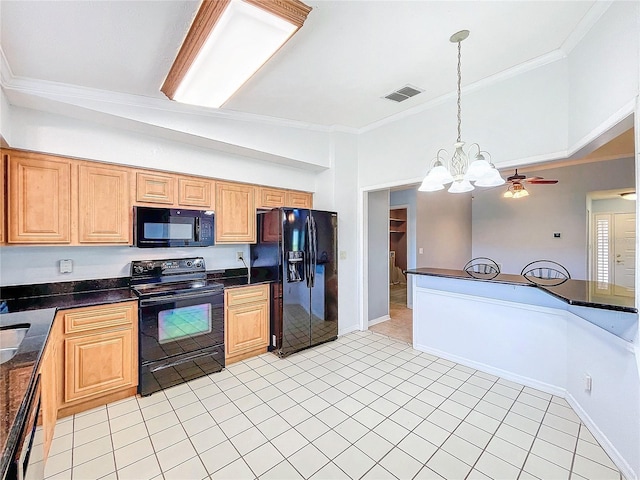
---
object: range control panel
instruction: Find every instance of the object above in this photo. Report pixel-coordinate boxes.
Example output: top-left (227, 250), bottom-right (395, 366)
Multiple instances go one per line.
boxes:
top-left (131, 257), bottom-right (206, 277)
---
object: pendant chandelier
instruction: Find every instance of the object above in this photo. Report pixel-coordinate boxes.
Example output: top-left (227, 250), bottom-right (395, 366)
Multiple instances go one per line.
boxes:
top-left (419, 30), bottom-right (504, 193)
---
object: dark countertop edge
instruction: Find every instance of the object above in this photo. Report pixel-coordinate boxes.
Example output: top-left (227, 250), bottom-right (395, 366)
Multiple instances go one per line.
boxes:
top-left (0, 308), bottom-right (57, 480)
top-left (406, 268), bottom-right (638, 314)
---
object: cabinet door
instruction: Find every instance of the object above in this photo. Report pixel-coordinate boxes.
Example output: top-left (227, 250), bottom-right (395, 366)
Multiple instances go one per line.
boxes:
top-left (136, 171), bottom-right (175, 205)
top-left (215, 182), bottom-right (256, 243)
top-left (257, 187), bottom-right (285, 209)
top-left (64, 328), bottom-right (134, 403)
top-left (225, 302), bottom-right (269, 357)
top-left (40, 338), bottom-right (59, 460)
top-left (178, 176), bottom-right (213, 208)
top-left (78, 164), bottom-right (130, 243)
top-left (285, 191), bottom-right (313, 209)
top-left (0, 151), bottom-right (5, 243)
top-left (7, 152), bottom-right (71, 243)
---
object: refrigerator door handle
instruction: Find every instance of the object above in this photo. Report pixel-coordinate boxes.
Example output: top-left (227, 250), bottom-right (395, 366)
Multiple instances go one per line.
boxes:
top-left (311, 215), bottom-right (318, 287)
top-left (304, 216), bottom-right (312, 288)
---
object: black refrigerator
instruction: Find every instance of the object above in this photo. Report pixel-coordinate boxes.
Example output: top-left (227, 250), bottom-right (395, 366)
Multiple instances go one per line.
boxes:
top-left (251, 208), bottom-right (338, 356)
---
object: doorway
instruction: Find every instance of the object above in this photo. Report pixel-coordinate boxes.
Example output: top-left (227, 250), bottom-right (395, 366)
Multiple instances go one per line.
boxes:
top-left (589, 192), bottom-right (636, 299)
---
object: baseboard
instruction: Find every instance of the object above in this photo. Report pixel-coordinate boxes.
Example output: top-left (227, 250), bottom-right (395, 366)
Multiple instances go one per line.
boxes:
top-left (368, 314), bottom-right (391, 327)
top-left (565, 392), bottom-right (637, 480)
top-left (338, 324), bottom-right (361, 336)
top-left (413, 342), bottom-right (566, 397)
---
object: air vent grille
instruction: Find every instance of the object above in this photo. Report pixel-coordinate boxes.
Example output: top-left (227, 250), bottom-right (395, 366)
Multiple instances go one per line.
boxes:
top-left (384, 84), bottom-right (423, 103)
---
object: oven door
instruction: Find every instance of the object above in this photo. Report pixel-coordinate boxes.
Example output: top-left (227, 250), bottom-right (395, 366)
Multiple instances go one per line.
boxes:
top-left (138, 290), bottom-right (224, 395)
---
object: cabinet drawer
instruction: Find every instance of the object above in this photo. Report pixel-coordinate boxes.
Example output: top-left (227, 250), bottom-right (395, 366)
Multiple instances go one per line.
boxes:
top-left (258, 187), bottom-right (285, 209)
top-left (225, 284), bottom-right (269, 306)
top-left (178, 177), bottom-right (213, 208)
top-left (63, 302), bottom-right (136, 335)
top-left (136, 171), bottom-right (175, 205)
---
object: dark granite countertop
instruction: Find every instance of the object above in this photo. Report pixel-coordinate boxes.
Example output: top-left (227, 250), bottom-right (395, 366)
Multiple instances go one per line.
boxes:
top-left (0, 308), bottom-right (57, 480)
top-left (406, 267), bottom-right (637, 313)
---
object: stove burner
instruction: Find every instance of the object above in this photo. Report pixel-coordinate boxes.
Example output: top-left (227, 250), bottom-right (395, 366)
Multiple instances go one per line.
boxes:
top-left (130, 257), bottom-right (222, 297)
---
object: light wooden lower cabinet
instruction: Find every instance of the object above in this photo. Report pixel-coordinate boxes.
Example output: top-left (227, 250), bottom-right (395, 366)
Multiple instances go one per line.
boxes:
top-left (55, 301), bottom-right (138, 418)
top-left (39, 334), bottom-right (59, 460)
top-left (225, 284), bottom-right (270, 364)
top-left (64, 328), bottom-right (134, 403)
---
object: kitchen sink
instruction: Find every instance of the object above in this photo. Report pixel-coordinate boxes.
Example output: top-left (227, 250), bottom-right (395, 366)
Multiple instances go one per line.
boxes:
top-left (0, 325), bottom-right (29, 364)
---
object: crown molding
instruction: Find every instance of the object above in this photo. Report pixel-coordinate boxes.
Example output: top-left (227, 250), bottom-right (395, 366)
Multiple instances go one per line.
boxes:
top-left (0, 46), bottom-right (347, 135)
top-left (560, 1), bottom-right (613, 55)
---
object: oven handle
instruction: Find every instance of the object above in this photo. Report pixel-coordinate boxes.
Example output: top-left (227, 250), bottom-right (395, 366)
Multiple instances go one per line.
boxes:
top-left (149, 349), bottom-right (221, 372)
top-left (140, 290), bottom-right (223, 306)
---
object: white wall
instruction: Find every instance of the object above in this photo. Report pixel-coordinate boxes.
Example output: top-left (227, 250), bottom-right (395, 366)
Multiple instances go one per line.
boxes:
top-left (367, 189), bottom-right (389, 323)
top-left (591, 197), bottom-right (636, 214)
top-left (472, 157), bottom-right (635, 278)
top-left (315, 132), bottom-right (360, 336)
top-left (0, 244), bottom-right (249, 286)
top-left (567, 1), bottom-right (639, 149)
top-left (358, 59), bottom-right (569, 189)
top-left (7, 106), bottom-right (319, 191)
top-left (416, 189), bottom-right (472, 269)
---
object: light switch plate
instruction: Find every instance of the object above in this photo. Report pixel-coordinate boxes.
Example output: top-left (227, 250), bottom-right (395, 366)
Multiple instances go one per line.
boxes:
top-left (59, 259), bottom-right (73, 274)
top-left (339, 251), bottom-right (347, 260)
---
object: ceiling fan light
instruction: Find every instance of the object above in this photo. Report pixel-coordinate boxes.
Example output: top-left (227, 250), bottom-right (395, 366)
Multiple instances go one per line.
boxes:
top-left (513, 188), bottom-right (529, 199)
top-left (474, 167), bottom-right (505, 187)
top-left (503, 190), bottom-right (514, 198)
top-left (448, 179), bottom-right (474, 193)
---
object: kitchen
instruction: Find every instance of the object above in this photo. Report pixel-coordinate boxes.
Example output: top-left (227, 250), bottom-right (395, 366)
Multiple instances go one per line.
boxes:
top-left (1, 1), bottom-right (639, 480)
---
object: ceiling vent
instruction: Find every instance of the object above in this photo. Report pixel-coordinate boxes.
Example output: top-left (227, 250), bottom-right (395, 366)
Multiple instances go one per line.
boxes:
top-left (384, 85), bottom-right (424, 103)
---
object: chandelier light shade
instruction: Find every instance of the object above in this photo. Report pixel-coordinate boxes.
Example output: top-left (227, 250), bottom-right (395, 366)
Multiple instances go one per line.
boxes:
top-left (419, 30), bottom-right (505, 194)
top-left (162, 0), bottom-right (311, 109)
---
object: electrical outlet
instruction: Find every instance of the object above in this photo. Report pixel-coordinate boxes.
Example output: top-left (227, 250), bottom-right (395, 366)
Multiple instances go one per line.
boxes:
top-left (584, 374), bottom-right (592, 392)
top-left (236, 251), bottom-right (244, 262)
top-left (59, 259), bottom-right (73, 274)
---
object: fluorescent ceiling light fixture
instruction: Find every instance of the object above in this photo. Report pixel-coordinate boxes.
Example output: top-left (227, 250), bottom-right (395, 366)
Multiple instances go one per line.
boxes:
top-left (162, 0), bottom-right (311, 109)
top-left (620, 192), bottom-right (636, 200)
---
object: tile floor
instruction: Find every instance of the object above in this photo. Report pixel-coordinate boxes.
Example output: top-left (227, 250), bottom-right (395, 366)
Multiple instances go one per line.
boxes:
top-left (370, 284), bottom-right (412, 343)
top-left (42, 331), bottom-right (624, 480)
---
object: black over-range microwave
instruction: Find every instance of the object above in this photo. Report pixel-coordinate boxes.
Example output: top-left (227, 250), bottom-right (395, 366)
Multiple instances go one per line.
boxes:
top-left (134, 206), bottom-right (214, 248)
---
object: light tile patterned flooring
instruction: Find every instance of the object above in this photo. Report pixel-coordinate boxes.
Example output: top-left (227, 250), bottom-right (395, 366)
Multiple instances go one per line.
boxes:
top-left (43, 331), bottom-right (624, 480)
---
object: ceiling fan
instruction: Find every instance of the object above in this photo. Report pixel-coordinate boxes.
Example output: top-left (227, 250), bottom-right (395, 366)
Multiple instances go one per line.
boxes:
top-left (503, 169), bottom-right (558, 198)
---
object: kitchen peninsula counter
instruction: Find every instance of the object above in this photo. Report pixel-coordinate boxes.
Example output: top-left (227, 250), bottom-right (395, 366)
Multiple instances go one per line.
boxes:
top-left (406, 267), bottom-right (637, 313)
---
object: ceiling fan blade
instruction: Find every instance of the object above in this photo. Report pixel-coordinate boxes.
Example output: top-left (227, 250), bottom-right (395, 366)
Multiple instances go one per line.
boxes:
top-left (527, 179), bottom-right (558, 184)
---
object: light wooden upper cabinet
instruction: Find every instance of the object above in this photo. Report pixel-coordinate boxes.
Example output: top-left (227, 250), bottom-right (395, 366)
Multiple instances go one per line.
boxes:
top-left (178, 176), bottom-right (214, 209)
top-left (258, 187), bottom-right (286, 209)
top-left (286, 190), bottom-right (313, 209)
top-left (7, 151), bottom-right (71, 243)
top-left (215, 181), bottom-right (256, 244)
top-left (78, 164), bottom-right (130, 244)
top-left (134, 170), bottom-right (214, 209)
top-left (257, 187), bottom-right (314, 209)
top-left (136, 171), bottom-right (175, 205)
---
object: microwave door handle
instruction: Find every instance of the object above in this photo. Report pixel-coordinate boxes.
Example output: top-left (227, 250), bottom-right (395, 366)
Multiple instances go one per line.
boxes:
top-left (194, 217), bottom-right (201, 240)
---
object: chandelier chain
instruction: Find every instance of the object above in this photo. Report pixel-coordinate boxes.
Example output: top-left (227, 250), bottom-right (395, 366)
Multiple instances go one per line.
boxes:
top-left (456, 40), bottom-right (462, 143)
